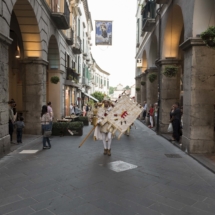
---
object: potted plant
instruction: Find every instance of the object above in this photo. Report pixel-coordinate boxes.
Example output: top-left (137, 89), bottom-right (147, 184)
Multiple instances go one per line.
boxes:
top-left (68, 75), bottom-right (73, 81)
top-left (141, 81), bottom-right (145, 86)
top-left (163, 65), bottom-right (179, 77)
top-left (52, 121), bottom-right (84, 136)
top-left (50, 76), bottom-right (60, 84)
top-left (136, 87), bottom-right (140, 92)
top-left (148, 74), bottom-right (157, 83)
top-left (201, 26), bottom-right (215, 48)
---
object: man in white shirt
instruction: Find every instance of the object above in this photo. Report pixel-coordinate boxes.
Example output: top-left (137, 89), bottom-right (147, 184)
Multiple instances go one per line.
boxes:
top-left (70, 103), bottom-right (75, 115)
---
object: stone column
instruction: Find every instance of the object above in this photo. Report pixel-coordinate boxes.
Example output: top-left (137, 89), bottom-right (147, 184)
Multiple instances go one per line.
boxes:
top-left (180, 38), bottom-right (215, 153)
top-left (0, 33), bottom-right (13, 156)
top-left (21, 59), bottom-right (48, 135)
top-left (135, 75), bottom-right (141, 103)
top-left (47, 69), bottom-right (63, 120)
top-left (140, 73), bottom-right (146, 105)
top-left (146, 67), bottom-right (158, 111)
top-left (158, 59), bottom-right (181, 133)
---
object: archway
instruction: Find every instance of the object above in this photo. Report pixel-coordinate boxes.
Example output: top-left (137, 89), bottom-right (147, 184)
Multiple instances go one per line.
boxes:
top-left (142, 50), bottom-right (148, 72)
top-left (12, 0), bottom-right (42, 58)
top-left (162, 5), bottom-right (184, 59)
top-left (8, 0), bottom-right (44, 134)
top-left (47, 35), bottom-right (62, 119)
top-left (148, 35), bottom-right (158, 68)
top-left (159, 4), bottom-right (184, 133)
top-left (48, 36), bottom-right (60, 69)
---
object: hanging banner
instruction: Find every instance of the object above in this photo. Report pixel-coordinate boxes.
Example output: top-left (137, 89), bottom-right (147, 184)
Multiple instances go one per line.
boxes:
top-left (95, 20), bottom-right (112, 46)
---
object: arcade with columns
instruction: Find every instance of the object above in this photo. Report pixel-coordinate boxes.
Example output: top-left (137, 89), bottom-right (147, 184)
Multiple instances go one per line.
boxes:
top-left (135, 0), bottom-right (215, 154)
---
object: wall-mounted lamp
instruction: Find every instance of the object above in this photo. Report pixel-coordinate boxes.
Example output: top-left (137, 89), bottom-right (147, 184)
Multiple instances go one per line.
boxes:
top-left (15, 45), bottom-right (20, 58)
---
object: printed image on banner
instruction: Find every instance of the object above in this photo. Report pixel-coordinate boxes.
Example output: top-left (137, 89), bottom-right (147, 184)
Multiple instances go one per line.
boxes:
top-left (95, 21), bottom-right (112, 46)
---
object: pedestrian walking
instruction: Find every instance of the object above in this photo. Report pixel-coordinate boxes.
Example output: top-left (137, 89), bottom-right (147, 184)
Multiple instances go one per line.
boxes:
top-left (70, 103), bottom-right (75, 115)
top-left (82, 104), bottom-right (86, 116)
top-left (94, 99), bottom-right (113, 156)
top-left (8, 100), bottom-right (15, 143)
top-left (15, 117), bottom-right (25, 144)
top-left (47, 102), bottom-right (53, 130)
top-left (148, 104), bottom-right (154, 128)
top-left (154, 103), bottom-right (158, 129)
top-left (40, 105), bottom-right (51, 149)
top-left (170, 103), bottom-right (181, 142)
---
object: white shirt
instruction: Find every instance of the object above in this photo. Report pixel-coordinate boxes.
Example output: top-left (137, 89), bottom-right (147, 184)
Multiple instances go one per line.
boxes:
top-left (70, 105), bottom-right (74, 114)
top-left (143, 103), bottom-right (147, 111)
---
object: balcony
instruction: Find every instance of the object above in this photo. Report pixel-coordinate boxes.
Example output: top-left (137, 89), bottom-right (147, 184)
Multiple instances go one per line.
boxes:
top-left (156, 0), bottom-right (169, 3)
top-left (72, 36), bottom-right (82, 54)
top-left (142, 0), bottom-right (156, 32)
top-left (82, 77), bottom-right (91, 88)
top-left (65, 67), bottom-right (80, 87)
top-left (50, 0), bottom-right (70, 29)
top-left (65, 28), bottom-right (74, 45)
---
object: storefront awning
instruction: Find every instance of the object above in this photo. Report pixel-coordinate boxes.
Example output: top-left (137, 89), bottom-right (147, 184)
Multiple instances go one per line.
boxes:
top-left (82, 92), bottom-right (99, 102)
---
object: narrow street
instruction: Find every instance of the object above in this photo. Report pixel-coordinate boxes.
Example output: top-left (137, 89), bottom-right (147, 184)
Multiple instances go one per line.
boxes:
top-left (0, 121), bottom-right (215, 215)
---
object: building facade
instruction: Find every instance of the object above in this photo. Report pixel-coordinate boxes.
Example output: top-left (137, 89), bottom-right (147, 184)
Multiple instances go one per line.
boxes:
top-left (135, 0), bottom-right (215, 154)
top-left (90, 63), bottom-right (110, 96)
top-left (0, 0), bottom-right (104, 155)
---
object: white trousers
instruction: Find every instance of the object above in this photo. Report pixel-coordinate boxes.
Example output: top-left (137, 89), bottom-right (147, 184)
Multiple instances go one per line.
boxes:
top-left (150, 116), bottom-right (154, 127)
top-left (102, 133), bottom-right (112, 149)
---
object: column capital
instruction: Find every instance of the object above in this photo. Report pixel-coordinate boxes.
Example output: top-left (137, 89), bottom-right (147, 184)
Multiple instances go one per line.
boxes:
top-left (21, 58), bottom-right (49, 66)
top-left (139, 72), bottom-right (146, 78)
top-left (179, 37), bottom-right (205, 51)
top-left (145, 67), bottom-right (158, 74)
top-left (47, 69), bottom-right (64, 74)
top-left (0, 33), bottom-right (13, 45)
top-left (157, 59), bottom-right (181, 66)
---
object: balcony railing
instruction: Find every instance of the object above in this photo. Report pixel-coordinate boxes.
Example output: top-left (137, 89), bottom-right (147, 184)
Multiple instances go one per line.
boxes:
top-left (72, 36), bottom-right (82, 54)
top-left (65, 28), bottom-right (74, 45)
top-left (66, 68), bottom-right (80, 82)
top-left (50, 0), bottom-right (70, 29)
top-left (82, 77), bottom-right (91, 88)
top-left (142, 0), bottom-right (156, 32)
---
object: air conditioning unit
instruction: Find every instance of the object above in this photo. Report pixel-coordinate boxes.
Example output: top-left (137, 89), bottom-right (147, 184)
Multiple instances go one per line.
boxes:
top-left (137, 59), bottom-right (142, 68)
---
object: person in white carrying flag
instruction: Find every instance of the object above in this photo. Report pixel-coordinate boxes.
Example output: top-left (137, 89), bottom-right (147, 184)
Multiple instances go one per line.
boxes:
top-left (93, 97), bottom-right (113, 156)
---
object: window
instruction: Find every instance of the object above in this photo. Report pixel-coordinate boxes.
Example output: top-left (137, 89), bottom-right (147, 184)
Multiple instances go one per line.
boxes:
top-left (65, 53), bottom-right (70, 68)
top-left (83, 39), bottom-right (84, 52)
top-left (78, 18), bottom-right (80, 37)
top-left (136, 19), bottom-right (139, 44)
top-left (78, 56), bottom-right (80, 73)
top-left (83, 64), bottom-right (85, 77)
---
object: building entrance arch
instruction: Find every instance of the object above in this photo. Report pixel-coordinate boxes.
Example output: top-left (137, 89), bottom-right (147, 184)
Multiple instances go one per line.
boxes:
top-left (8, 0), bottom-right (46, 134)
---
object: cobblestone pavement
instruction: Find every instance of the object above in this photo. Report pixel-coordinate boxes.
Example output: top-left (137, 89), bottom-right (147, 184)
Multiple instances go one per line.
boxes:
top-left (0, 121), bottom-right (215, 215)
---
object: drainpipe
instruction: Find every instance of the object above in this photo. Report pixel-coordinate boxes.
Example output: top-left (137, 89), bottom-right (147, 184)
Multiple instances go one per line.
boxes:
top-left (155, 4), bottom-right (162, 134)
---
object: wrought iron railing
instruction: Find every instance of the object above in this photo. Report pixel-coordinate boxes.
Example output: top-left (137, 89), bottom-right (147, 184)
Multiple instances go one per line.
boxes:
top-left (142, 0), bottom-right (156, 29)
top-left (64, 0), bottom-right (70, 26)
top-left (50, 0), bottom-right (70, 25)
top-left (66, 68), bottom-right (80, 81)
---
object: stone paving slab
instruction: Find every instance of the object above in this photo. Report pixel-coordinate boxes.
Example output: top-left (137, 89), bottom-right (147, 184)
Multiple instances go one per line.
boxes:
top-left (0, 121), bottom-right (215, 214)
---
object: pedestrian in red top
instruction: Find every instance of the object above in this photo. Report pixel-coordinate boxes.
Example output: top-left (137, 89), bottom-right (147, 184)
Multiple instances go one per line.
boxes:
top-left (148, 104), bottom-right (154, 128)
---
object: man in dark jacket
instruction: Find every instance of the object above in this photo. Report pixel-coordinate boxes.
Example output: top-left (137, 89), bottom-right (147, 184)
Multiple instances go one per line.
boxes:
top-left (170, 103), bottom-right (181, 142)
